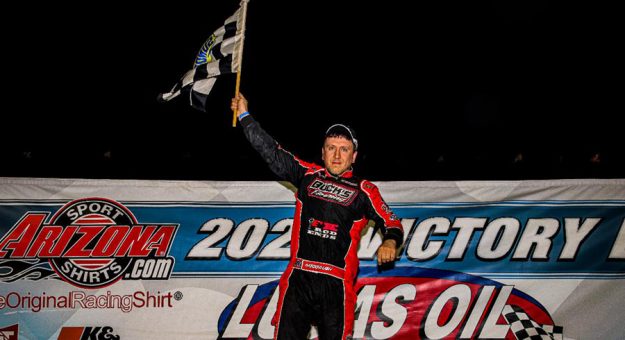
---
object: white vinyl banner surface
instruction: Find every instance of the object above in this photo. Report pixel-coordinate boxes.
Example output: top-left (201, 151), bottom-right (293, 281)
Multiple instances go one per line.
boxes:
top-left (1, 177), bottom-right (624, 340)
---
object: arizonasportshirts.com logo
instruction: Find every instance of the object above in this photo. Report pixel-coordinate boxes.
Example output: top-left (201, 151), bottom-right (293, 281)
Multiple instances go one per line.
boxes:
top-left (0, 198), bottom-right (178, 289)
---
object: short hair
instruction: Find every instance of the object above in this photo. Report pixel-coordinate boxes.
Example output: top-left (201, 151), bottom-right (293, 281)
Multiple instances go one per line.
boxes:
top-left (325, 124), bottom-right (358, 150)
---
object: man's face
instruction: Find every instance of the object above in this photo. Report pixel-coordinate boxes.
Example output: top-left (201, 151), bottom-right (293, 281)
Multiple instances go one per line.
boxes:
top-left (322, 136), bottom-right (357, 176)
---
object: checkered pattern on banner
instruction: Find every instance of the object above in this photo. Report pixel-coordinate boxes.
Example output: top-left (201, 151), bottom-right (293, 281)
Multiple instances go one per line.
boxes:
top-left (503, 305), bottom-right (564, 340)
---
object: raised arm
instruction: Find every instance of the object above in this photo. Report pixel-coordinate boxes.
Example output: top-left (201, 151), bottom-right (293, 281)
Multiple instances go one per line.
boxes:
top-left (232, 93), bottom-right (319, 186)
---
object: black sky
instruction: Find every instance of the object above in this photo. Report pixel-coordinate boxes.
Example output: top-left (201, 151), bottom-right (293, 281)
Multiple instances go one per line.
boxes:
top-left (1, 1), bottom-right (622, 180)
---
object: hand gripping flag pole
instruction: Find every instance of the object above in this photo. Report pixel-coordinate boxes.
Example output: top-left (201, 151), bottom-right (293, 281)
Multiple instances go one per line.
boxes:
top-left (232, 0), bottom-right (249, 127)
top-left (158, 0), bottom-right (249, 126)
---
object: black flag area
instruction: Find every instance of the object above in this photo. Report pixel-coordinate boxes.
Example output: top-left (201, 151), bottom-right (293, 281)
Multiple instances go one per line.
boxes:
top-left (158, 1), bottom-right (246, 111)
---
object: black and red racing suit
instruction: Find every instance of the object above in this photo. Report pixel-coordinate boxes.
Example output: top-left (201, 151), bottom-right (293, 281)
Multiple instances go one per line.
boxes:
top-left (240, 114), bottom-right (403, 340)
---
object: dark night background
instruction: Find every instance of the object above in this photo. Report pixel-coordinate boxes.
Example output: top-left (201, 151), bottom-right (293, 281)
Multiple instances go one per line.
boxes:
top-left (0, 1), bottom-right (621, 181)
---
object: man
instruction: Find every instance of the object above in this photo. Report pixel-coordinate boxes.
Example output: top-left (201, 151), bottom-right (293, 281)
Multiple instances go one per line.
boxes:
top-left (232, 94), bottom-right (403, 340)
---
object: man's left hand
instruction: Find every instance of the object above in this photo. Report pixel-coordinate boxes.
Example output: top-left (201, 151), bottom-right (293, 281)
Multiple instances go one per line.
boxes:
top-left (376, 239), bottom-right (398, 265)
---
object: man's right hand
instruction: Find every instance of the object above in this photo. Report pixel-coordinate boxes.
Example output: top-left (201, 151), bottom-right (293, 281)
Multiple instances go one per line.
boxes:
top-left (231, 93), bottom-right (249, 117)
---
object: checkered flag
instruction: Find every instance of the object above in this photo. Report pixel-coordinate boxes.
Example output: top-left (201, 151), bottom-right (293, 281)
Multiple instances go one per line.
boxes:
top-left (503, 305), bottom-right (563, 340)
top-left (159, 0), bottom-right (248, 112)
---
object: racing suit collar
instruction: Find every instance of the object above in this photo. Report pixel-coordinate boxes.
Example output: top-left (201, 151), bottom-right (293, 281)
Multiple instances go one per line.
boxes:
top-left (324, 167), bottom-right (354, 179)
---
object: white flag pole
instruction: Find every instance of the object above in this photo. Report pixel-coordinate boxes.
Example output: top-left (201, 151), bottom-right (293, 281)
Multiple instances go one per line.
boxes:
top-left (232, 0), bottom-right (249, 127)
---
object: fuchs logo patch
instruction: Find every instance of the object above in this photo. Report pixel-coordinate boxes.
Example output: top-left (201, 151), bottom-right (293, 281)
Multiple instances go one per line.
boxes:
top-left (307, 179), bottom-right (357, 206)
top-left (0, 198), bottom-right (178, 289)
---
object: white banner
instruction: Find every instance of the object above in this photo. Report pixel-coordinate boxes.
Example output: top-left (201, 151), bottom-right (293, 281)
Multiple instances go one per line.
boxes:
top-left (1, 177), bottom-right (624, 339)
